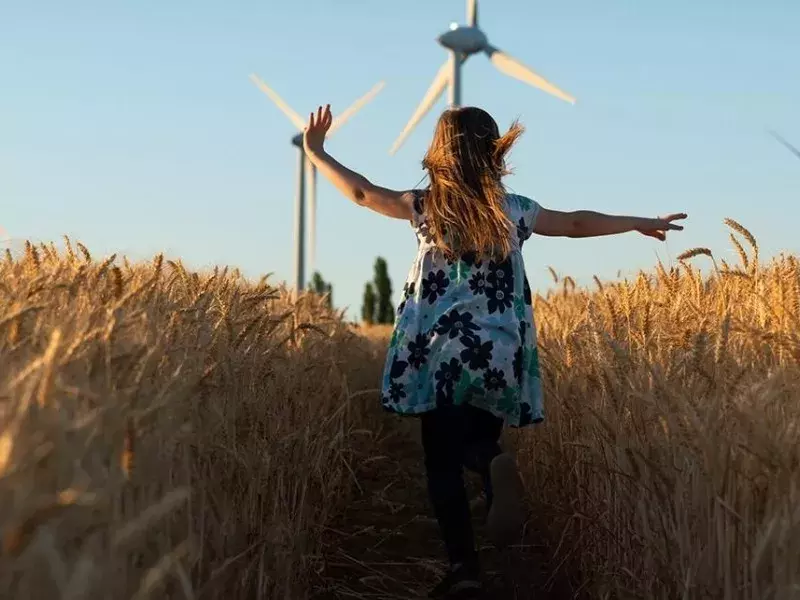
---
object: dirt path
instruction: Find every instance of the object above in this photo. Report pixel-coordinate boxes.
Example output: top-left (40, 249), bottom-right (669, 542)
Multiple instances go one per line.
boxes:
top-left (311, 414), bottom-right (577, 600)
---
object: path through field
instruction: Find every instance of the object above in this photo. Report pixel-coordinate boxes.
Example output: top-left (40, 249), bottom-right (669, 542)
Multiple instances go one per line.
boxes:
top-left (311, 413), bottom-right (577, 600)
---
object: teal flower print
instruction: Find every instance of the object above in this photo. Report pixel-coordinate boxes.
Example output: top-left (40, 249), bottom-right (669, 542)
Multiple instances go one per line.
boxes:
top-left (525, 347), bottom-right (540, 377)
top-left (497, 386), bottom-right (518, 413)
top-left (449, 260), bottom-right (470, 283)
top-left (516, 195), bottom-right (534, 211)
top-left (514, 295), bottom-right (526, 319)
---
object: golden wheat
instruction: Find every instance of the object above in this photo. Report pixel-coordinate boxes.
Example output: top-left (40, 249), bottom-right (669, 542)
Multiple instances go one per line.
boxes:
top-left (512, 221), bottom-right (800, 599)
top-left (0, 241), bottom-right (387, 599)
top-left (3, 218), bottom-right (798, 599)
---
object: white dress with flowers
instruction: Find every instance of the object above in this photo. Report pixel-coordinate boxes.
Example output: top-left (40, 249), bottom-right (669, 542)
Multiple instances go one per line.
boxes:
top-left (380, 191), bottom-right (544, 428)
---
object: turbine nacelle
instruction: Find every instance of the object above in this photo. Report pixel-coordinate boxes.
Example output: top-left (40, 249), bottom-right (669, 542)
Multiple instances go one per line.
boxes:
top-left (388, 0), bottom-right (576, 155)
top-left (437, 25), bottom-right (487, 55)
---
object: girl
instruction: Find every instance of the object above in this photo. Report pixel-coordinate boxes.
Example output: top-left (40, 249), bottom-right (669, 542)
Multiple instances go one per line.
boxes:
top-left (304, 104), bottom-right (686, 598)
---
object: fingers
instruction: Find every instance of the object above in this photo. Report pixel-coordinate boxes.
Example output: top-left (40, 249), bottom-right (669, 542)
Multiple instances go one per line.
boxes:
top-left (307, 105), bottom-right (333, 132)
top-left (654, 213), bottom-right (687, 231)
top-left (665, 213), bottom-right (688, 222)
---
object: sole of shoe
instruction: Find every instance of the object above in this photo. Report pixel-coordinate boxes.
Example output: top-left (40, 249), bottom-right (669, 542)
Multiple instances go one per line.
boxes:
top-left (486, 453), bottom-right (524, 548)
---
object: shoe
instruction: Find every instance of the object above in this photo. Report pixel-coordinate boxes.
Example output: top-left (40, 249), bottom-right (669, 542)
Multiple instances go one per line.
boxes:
top-left (486, 453), bottom-right (525, 548)
top-left (428, 563), bottom-right (482, 598)
top-left (469, 492), bottom-right (487, 513)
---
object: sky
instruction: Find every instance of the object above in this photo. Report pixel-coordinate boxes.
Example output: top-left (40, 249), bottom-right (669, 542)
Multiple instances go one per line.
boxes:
top-left (2, 0), bottom-right (799, 319)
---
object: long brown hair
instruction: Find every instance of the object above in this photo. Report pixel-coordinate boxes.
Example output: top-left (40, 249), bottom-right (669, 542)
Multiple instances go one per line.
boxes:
top-left (421, 106), bottom-right (523, 261)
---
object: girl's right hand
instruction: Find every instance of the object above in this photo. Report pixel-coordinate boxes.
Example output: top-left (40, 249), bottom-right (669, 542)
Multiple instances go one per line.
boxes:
top-left (303, 104), bottom-right (332, 155)
top-left (636, 213), bottom-right (687, 241)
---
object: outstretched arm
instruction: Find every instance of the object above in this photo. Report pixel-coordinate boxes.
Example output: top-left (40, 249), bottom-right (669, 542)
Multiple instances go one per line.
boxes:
top-left (303, 105), bottom-right (413, 220)
top-left (533, 207), bottom-right (687, 241)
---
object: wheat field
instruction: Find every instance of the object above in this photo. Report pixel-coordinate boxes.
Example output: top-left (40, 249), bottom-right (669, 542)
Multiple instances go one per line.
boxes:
top-left (0, 239), bottom-right (387, 599)
top-left (513, 219), bottom-right (800, 599)
top-left (1, 219), bottom-right (798, 599)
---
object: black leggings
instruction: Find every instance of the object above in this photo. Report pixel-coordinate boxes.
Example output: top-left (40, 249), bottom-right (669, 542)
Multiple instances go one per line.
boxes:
top-left (420, 403), bottom-right (504, 570)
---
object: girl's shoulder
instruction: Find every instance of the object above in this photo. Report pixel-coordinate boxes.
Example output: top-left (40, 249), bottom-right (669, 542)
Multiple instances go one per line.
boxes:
top-left (409, 188), bottom-right (427, 228)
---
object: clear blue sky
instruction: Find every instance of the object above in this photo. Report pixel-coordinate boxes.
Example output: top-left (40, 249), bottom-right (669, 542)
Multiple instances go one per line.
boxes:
top-left (2, 0), bottom-right (798, 319)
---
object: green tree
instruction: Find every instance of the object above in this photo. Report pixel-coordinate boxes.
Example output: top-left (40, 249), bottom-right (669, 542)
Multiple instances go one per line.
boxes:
top-left (373, 257), bottom-right (394, 324)
top-left (362, 282), bottom-right (376, 324)
top-left (310, 271), bottom-right (333, 309)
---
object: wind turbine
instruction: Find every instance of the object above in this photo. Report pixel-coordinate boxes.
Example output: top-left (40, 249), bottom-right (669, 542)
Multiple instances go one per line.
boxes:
top-left (250, 74), bottom-right (385, 292)
top-left (390, 0), bottom-right (576, 155)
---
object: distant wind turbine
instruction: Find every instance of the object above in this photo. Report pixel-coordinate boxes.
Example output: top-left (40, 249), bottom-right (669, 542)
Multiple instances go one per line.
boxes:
top-left (250, 75), bottom-right (385, 291)
top-left (389, 0), bottom-right (576, 155)
top-left (768, 130), bottom-right (800, 161)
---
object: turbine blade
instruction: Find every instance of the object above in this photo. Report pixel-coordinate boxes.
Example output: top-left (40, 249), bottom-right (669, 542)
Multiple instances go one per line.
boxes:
top-left (249, 73), bottom-right (307, 131)
top-left (389, 61), bottom-right (450, 155)
top-left (485, 46), bottom-right (576, 105)
top-left (467, 0), bottom-right (478, 27)
top-left (306, 158), bottom-right (317, 268)
top-left (769, 130), bottom-right (800, 161)
top-left (328, 81), bottom-right (386, 137)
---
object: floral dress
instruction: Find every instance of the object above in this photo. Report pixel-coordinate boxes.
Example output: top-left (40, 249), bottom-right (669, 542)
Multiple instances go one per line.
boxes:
top-left (380, 190), bottom-right (544, 428)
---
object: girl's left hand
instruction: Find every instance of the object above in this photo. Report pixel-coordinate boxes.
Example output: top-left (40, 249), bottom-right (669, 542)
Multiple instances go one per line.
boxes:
top-left (303, 104), bottom-right (332, 155)
top-left (636, 213), bottom-right (687, 241)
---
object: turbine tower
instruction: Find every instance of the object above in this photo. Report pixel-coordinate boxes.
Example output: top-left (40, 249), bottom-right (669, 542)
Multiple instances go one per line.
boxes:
top-left (390, 0), bottom-right (576, 155)
top-left (250, 75), bottom-right (385, 292)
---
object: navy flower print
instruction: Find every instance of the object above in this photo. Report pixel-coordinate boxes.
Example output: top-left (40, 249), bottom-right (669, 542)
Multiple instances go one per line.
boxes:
top-left (488, 259), bottom-right (514, 290)
top-left (460, 251), bottom-right (483, 268)
top-left (516, 217), bottom-right (530, 243)
top-left (390, 356), bottom-right (408, 379)
top-left (469, 272), bottom-right (487, 296)
top-left (523, 275), bottom-right (532, 306)
top-left (486, 285), bottom-right (513, 314)
top-left (388, 382), bottom-right (406, 402)
top-left (513, 346), bottom-right (523, 383)
top-left (407, 333), bottom-right (430, 369)
top-left (397, 281), bottom-right (416, 315)
top-left (519, 402), bottom-right (533, 425)
top-left (435, 358), bottom-right (462, 405)
top-left (421, 270), bottom-right (449, 304)
top-left (460, 335), bottom-right (494, 370)
top-left (436, 309), bottom-right (480, 340)
top-left (484, 368), bottom-right (507, 391)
